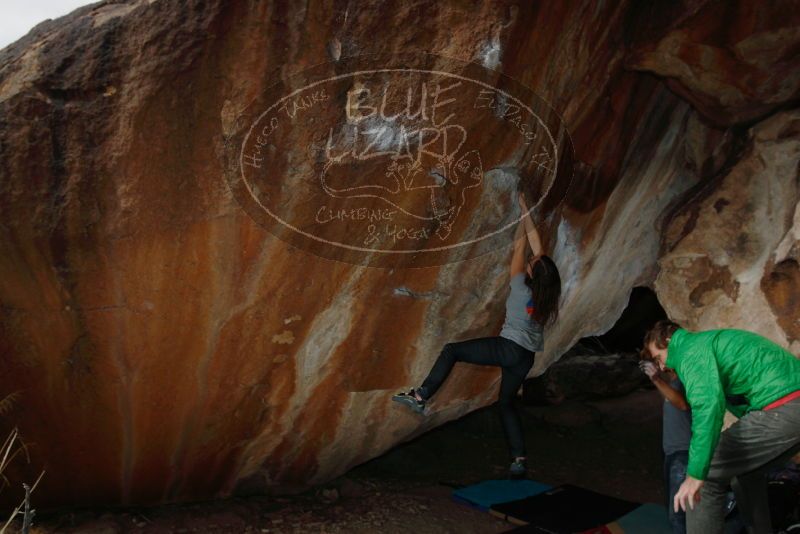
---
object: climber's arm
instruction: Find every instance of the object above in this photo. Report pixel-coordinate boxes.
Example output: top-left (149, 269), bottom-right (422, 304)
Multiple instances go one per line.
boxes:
top-left (510, 219), bottom-right (527, 278)
top-left (518, 193), bottom-right (544, 257)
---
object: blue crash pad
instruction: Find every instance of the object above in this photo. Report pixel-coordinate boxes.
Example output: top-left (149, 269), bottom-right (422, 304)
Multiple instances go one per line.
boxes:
top-left (452, 479), bottom-right (553, 511)
top-left (608, 503), bottom-right (672, 533)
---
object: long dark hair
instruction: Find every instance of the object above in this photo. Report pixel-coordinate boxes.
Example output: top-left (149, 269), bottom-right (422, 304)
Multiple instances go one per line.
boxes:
top-left (524, 255), bottom-right (561, 326)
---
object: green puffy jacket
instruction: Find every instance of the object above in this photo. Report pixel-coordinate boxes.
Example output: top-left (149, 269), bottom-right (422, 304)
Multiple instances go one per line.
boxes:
top-left (666, 328), bottom-right (800, 480)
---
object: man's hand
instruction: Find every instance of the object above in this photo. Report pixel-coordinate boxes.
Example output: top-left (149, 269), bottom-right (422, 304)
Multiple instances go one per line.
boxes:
top-left (639, 360), bottom-right (659, 380)
top-left (518, 192), bottom-right (528, 212)
top-left (674, 476), bottom-right (704, 513)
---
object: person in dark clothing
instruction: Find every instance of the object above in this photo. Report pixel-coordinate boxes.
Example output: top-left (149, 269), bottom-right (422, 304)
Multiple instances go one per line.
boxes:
top-left (640, 358), bottom-right (692, 534)
top-left (392, 192), bottom-right (562, 477)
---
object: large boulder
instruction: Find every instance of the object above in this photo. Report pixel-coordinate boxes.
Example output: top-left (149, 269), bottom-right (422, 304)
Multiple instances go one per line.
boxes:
top-left (0, 0), bottom-right (797, 509)
top-left (656, 109), bottom-right (800, 353)
top-left (522, 351), bottom-right (650, 406)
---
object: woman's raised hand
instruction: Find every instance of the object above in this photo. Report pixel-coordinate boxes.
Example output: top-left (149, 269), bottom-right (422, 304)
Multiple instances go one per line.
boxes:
top-left (518, 192), bottom-right (528, 212)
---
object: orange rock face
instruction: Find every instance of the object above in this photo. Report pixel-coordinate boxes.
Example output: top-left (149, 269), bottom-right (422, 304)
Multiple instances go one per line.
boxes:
top-left (0, 0), bottom-right (797, 509)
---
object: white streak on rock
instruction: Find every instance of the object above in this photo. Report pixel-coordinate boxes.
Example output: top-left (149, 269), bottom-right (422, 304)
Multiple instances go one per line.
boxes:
top-left (479, 37), bottom-right (502, 71)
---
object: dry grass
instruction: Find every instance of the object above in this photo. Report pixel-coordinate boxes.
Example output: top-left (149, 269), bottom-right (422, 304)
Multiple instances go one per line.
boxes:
top-left (0, 393), bottom-right (45, 534)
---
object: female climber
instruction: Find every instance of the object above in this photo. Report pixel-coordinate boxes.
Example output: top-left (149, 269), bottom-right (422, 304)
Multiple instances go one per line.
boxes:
top-left (392, 190), bottom-right (562, 477)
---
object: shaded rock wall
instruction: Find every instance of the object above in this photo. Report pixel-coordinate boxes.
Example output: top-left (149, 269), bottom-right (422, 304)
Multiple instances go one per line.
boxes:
top-left (0, 0), bottom-right (798, 509)
top-left (657, 109), bottom-right (800, 352)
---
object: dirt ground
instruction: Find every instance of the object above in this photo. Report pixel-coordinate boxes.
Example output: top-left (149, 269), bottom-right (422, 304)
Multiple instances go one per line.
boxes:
top-left (22, 388), bottom-right (665, 533)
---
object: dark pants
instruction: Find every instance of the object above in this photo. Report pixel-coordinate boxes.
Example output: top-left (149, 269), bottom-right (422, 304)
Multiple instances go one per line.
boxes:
top-left (687, 397), bottom-right (800, 534)
top-left (417, 336), bottom-right (535, 459)
top-left (664, 451), bottom-right (689, 534)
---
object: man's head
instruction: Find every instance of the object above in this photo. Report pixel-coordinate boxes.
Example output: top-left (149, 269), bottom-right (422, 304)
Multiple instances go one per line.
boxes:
top-left (641, 319), bottom-right (681, 371)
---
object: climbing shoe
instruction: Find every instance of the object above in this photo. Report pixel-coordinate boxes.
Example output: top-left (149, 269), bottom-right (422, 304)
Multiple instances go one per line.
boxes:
top-left (509, 458), bottom-right (527, 479)
top-left (392, 388), bottom-right (426, 414)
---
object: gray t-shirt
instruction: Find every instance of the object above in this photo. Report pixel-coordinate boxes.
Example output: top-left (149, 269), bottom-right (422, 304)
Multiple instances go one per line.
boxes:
top-left (663, 378), bottom-right (692, 455)
top-left (499, 273), bottom-right (544, 352)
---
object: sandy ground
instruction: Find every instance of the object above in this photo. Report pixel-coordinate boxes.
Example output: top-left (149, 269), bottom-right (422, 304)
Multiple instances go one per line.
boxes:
top-left (20, 388), bottom-right (665, 533)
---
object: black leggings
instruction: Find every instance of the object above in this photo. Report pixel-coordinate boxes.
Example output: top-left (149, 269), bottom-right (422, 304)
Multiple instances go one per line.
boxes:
top-left (417, 336), bottom-right (535, 459)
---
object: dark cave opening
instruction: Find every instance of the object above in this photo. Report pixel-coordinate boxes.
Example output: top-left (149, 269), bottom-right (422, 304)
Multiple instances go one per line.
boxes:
top-left (583, 286), bottom-right (668, 355)
top-left (522, 286), bottom-right (668, 406)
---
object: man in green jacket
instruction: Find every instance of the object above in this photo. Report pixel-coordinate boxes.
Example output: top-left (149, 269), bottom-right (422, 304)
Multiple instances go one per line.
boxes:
top-left (642, 320), bottom-right (800, 534)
